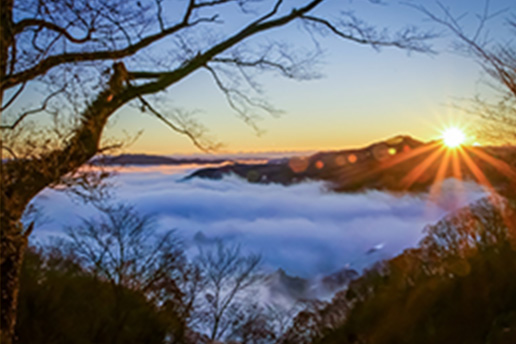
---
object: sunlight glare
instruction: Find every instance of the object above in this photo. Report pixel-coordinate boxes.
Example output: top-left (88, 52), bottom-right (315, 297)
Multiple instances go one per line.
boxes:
top-left (442, 127), bottom-right (466, 148)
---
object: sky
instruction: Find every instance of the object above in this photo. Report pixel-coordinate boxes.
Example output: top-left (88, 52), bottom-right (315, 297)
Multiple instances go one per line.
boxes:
top-left (101, 0), bottom-right (515, 155)
top-left (31, 165), bottom-right (487, 277)
top-left (4, 0), bottom-right (515, 155)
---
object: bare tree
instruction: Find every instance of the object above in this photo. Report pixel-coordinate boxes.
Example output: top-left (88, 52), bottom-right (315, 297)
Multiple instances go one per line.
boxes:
top-left (192, 240), bottom-right (262, 342)
top-left (62, 203), bottom-right (184, 301)
top-left (58, 202), bottom-right (201, 342)
top-left (63, 207), bottom-right (283, 343)
top-left (228, 303), bottom-right (277, 344)
top-left (411, 1), bottom-right (516, 145)
top-left (228, 302), bottom-right (305, 344)
top-left (0, 0), bottom-right (435, 341)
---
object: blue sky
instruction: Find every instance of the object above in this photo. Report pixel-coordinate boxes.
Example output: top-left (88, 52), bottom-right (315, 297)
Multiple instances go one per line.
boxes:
top-left (105, 0), bottom-right (514, 154)
top-left (5, 0), bottom-right (515, 154)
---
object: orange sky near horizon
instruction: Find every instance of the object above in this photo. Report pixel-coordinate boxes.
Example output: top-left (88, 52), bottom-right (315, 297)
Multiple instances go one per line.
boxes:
top-left (102, 0), bottom-right (503, 156)
top-left (106, 45), bottom-right (481, 156)
top-left (5, 0), bottom-right (510, 157)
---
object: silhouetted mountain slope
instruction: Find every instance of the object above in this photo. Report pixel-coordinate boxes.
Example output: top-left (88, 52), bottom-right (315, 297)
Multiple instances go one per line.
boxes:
top-left (281, 196), bottom-right (516, 344)
top-left (186, 136), bottom-right (516, 192)
top-left (95, 154), bottom-right (229, 165)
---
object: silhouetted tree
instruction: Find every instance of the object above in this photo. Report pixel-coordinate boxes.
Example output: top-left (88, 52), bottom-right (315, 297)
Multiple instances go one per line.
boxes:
top-left (294, 197), bottom-right (516, 344)
top-left (63, 203), bottom-right (184, 300)
top-left (227, 303), bottom-right (277, 344)
top-left (279, 299), bottom-right (334, 344)
top-left (16, 246), bottom-right (171, 344)
top-left (0, 0), bottom-right (436, 341)
top-left (412, 1), bottom-right (516, 145)
top-left (191, 240), bottom-right (262, 341)
top-left (42, 204), bottom-right (299, 344)
top-left (226, 302), bottom-right (304, 344)
top-left (59, 202), bottom-right (197, 342)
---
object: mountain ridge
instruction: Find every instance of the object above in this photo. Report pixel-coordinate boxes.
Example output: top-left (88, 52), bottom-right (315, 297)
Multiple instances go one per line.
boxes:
top-left (185, 135), bottom-right (516, 192)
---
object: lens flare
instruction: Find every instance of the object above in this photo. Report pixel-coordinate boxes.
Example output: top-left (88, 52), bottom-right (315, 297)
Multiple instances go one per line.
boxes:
top-left (442, 127), bottom-right (466, 148)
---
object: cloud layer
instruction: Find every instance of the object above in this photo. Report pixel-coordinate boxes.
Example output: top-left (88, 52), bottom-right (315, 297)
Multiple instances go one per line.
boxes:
top-left (32, 165), bottom-right (487, 278)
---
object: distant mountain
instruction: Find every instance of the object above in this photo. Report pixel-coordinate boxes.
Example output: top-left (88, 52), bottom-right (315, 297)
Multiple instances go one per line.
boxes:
top-left (185, 135), bottom-right (516, 192)
top-left (319, 268), bottom-right (360, 294)
top-left (265, 267), bottom-right (359, 304)
top-left (94, 153), bottom-right (229, 165)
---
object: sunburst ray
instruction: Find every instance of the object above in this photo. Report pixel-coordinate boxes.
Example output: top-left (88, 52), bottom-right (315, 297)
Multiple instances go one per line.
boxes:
top-left (401, 145), bottom-right (446, 189)
top-left (464, 146), bottom-right (516, 181)
top-left (429, 148), bottom-right (451, 200)
top-left (457, 147), bottom-right (496, 194)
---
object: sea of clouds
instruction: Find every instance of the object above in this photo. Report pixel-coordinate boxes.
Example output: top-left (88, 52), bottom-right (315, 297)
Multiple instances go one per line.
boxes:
top-left (31, 164), bottom-right (487, 278)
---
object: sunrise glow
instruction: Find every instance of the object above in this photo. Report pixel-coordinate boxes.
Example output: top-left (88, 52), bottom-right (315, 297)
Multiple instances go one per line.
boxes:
top-left (442, 127), bottom-right (466, 148)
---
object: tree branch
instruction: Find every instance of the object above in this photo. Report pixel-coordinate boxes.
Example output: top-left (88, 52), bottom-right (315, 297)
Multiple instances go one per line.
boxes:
top-left (137, 95), bottom-right (217, 151)
top-left (13, 18), bottom-right (92, 44)
top-left (301, 14), bottom-right (437, 53)
top-left (410, 1), bottom-right (516, 97)
top-left (0, 82), bottom-right (25, 111)
top-left (1, 86), bottom-right (65, 130)
top-left (119, 0), bottom-right (325, 102)
top-left (205, 64), bottom-right (276, 133)
top-left (2, 15), bottom-right (219, 91)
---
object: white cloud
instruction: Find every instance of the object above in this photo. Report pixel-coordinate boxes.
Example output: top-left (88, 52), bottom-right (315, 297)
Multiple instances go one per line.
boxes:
top-left (32, 164), bottom-right (487, 278)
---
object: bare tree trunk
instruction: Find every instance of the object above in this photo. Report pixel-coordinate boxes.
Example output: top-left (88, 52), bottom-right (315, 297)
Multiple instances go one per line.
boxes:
top-left (0, 0), bottom-right (12, 83)
top-left (1, 5), bottom-right (16, 340)
top-left (0, 192), bottom-right (30, 344)
top-left (0, 218), bottom-right (28, 344)
top-left (211, 316), bottom-right (220, 342)
top-left (0, 65), bottom-right (124, 343)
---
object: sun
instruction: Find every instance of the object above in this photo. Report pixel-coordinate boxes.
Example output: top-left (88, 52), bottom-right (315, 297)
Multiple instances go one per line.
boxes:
top-left (442, 127), bottom-right (466, 148)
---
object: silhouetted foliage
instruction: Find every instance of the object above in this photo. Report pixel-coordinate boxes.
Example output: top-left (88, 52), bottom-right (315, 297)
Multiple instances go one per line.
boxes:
top-left (59, 202), bottom-right (196, 342)
top-left (63, 203), bottom-right (185, 303)
top-left (226, 303), bottom-right (278, 344)
top-left (191, 240), bottom-right (263, 342)
top-left (15, 247), bottom-right (171, 344)
top-left (284, 197), bottom-right (516, 344)
top-left (16, 204), bottom-right (290, 344)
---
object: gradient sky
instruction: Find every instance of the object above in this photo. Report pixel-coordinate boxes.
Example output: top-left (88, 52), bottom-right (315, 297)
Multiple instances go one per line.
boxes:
top-left (7, 0), bottom-right (516, 155)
